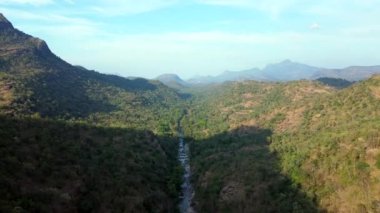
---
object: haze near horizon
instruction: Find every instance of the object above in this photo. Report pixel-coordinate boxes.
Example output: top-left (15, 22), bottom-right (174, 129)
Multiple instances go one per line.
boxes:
top-left (1, 0), bottom-right (380, 79)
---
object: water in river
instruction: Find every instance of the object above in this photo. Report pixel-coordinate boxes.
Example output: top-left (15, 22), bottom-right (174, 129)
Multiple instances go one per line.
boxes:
top-left (178, 134), bottom-right (195, 213)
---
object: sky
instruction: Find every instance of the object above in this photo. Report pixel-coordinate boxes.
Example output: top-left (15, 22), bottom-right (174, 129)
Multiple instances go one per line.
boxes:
top-left (1, 0), bottom-right (380, 79)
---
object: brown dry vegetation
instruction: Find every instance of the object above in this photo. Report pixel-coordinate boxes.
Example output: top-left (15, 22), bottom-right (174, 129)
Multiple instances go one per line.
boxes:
top-left (183, 76), bottom-right (380, 212)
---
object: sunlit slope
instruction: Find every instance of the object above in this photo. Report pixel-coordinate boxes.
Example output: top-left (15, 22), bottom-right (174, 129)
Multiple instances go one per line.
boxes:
top-left (183, 76), bottom-right (380, 212)
top-left (272, 75), bottom-right (380, 212)
top-left (182, 80), bottom-right (333, 138)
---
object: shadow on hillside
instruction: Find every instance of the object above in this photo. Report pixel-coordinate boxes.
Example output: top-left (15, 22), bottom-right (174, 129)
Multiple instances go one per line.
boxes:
top-left (0, 115), bottom-right (181, 213)
top-left (19, 72), bottom-right (118, 118)
top-left (0, 113), bottom-right (324, 213)
top-left (23, 71), bottom-right (164, 118)
top-left (187, 125), bottom-right (323, 213)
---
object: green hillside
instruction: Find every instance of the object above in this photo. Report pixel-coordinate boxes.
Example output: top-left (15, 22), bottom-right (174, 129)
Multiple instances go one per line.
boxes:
top-left (273, 76), bottom-right (380, 212)
top-left (0, 16), bottom-right (181, 131)
top-left (0, 115), bottom-right (181, 212)
top-left (1, 13), bottom-right (380, 213)
top-left (182, 76), bottom-right (380, 212)
top-left (0, 14), bottom-right (183, 212)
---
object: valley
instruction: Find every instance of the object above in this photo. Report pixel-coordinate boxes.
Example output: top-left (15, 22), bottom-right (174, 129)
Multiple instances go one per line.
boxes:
top-left (1, 13), bottom-right (380, 213)
top-left (178, 126), bottom-right (195, 213)
top-left (181, 77), bottom-right (380, 212)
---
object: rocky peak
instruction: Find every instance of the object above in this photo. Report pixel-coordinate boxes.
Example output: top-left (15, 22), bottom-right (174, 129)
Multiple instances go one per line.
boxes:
top-left (0, 13), bottom-right (13, 29)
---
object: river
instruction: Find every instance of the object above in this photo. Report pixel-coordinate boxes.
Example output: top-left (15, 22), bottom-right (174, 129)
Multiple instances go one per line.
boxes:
top-left (178, 130), bottom-right (195, 213)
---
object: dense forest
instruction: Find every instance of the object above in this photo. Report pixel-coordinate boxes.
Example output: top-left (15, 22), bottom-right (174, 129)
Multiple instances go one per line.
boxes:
top-left (1, 14), bottom-right (380, 213)
top-left (182, 76), bottom-right (380, 212)
top-left (0, 115), bottom-right (182, 212)
top-left (0, 14), bottom-right (184, 212)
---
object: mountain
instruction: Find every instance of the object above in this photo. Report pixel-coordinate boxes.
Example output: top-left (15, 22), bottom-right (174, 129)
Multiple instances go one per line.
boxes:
top-left (0, 13), bottom-right (181, 129)
top-left (187, 69), bottom-right (258, 84)
top-left (182, 75), bottom-right (380, 212)
top-left (188, 60), bottom-right (380, 84)
top-left (187, 68), bottom-right (262, 84)
top-left (0, 13), bottom-right (13, 29)
top-left (313, 65), bottom-right (380, 81)
top-left (156, 73), bottom-right (189, 89)
top-left (0, 13), bottom-right (183, 212)
top-left (262, 59), bottom-right (321, 81)
top-left (187, 60), bottom-right (321, 84)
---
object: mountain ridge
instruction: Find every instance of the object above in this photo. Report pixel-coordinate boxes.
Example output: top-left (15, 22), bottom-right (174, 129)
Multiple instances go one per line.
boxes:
top-left (155, 73), bottom-right (189, 89)
top-left (187, 60), bottom-right (380, 85)
top-left (0, 13), bottom-right (181, 129)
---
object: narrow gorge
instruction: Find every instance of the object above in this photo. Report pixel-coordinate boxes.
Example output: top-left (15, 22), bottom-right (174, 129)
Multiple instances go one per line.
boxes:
top-left (178, 126), bottom-right (195, 213)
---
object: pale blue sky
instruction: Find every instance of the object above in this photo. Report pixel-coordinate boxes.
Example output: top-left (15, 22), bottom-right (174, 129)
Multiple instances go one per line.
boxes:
top-left (1, 0), bottom-right (380, 79)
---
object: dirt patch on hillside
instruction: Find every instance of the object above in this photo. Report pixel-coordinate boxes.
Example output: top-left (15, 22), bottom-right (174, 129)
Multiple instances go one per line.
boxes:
top-left (277, 107), bottom-right (305, 132)
top-left (285, 85), bottom-right (331, 102)
top-left (241, 100), bottom-right (257, 108)
top-left (0, 81), bottom-right (13, 108)
top-left (371, 86), bottom-right (380, 99)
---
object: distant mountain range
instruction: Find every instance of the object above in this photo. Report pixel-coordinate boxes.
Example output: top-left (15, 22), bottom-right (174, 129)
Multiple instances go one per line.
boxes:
top-left (156, 60), bottom-right (380, 88)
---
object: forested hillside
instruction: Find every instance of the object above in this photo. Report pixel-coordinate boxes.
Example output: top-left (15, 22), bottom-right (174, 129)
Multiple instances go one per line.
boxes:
top-left (1, 13), bottom-right (380, 213)
top-left (0, 14), bottom-right (183, 212)
top-left (0, 115), bottom-right (182, 212)
top-left (182, 76), bottom-right (380, 212)
top-left (0, 14), bottom-right (181, 131)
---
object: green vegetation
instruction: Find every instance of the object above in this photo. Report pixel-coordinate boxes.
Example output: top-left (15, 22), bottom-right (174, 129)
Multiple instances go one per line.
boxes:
top-left (0, 115), bottom-right (182, 212)
top-left (0, 20), bottom-right (182, 131)
top-left (189, 127), bottom-right (318, 212)
top-left (272, 77), bottom-right (380, 212)
top-left (1, 14), bottom-right (380, 213)
top-left (0, 16), bottom-right (184, 212)
top-left (182, 76), bottom-right (380, 212)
